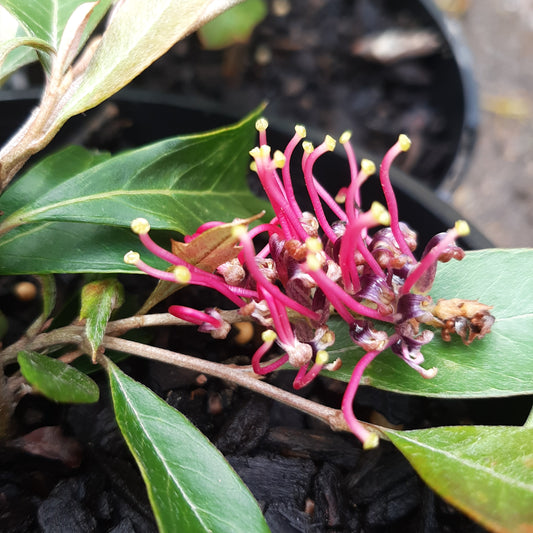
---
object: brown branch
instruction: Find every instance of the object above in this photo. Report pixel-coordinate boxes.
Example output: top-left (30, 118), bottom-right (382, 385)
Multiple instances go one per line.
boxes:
top-left (0, 312), bottom-right (387, 440)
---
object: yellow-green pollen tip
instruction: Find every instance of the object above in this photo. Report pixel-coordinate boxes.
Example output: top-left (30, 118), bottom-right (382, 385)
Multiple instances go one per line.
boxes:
top-left (261, 329), bottom-right (277, 343)
top-left (398, 134), bottom-right (411, 152)
top-left (124, 251), bottom-right (140, 265)
top-left (131, 217), bottom-right (150, 235)
top-left (255, 117), bottom-right (268, 132)
top-left (306, 253), bottom-right (323, 271)
top-left (339, 131), bottom-right (352, 144)
top-left (370, 201), bottom-right (390, 226)
top-left (363, 432), bottom-right (380, 450)
top-left (249, 146), bottom-right (261, 158)
top-left (305, 237), bottom-right (323, 253)
top-left (324, 135), bottom-right (336, 151)
top-left (360, 159), bottom-right (376, 176)
top-left (302, 140), bottom-right (314, 154)
top-left (335, 190), bottom-right (347, 204)
top-left (249, 161), bottom-right (258, 173)
top-left (454, 220), bottom-right (470, 237)
top-left (295, 124), bottom-right (306, 138)
top-left (273, 150), bottom-right (286, 168)
top-left (315, 350), bottom-right (329, 365)
top-left (231, 224), bottom-right (248, 239)
top-left (259, 145), bottom-right (271, 159)
top-left (174, 265), bottom-right (192, 284)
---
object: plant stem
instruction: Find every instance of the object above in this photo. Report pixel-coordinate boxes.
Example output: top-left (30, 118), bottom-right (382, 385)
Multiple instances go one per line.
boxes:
top-left (0, 312), bottom-right (386, 439)
top-left (101, 334), bottom-right (356, 434)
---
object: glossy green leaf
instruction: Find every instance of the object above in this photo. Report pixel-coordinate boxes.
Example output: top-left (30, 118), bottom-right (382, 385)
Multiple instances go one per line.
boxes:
top-left (198, 0), bottom-right (267, 50)
top-left (80, 278), bottom-right (124, 359)
top-left (56, 0), bottom-right (243, 122)
top-left (0, 0), bottom-right (113, 72)
top-left (17, 350), bottom-right (99, 403)
top-left (326, 249), bottom-right (533, 397)
top-left (387, 426), bottom-right (533, 533)
top-left (107, 361), bottom-right (271, 533)
top-left (0, 221), bottom-right (168, 275)
top-left (0, 144), bottom-right (111, 214)
top-left (0, 107), bottom-right (269, 237)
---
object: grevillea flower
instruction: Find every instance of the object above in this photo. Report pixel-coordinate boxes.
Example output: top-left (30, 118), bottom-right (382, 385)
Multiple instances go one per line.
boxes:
top-left (125, 119), bottom-right (495, 449)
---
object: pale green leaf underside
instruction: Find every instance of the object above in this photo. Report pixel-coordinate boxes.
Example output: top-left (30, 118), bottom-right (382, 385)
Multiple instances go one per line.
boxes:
top-left (326, 249), bottom-right (533, 398)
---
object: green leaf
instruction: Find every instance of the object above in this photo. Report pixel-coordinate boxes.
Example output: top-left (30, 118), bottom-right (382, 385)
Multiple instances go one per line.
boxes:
top-left (0, 106), bottom-right (270, 236)
top-left (326, 249), bottom-right (533, 398)
top-left (0, 221), bottom-right (167, 275)
top-left (80, 278), bottom-right (124, 359)
top-left (387, 426), bottom-right (533, 533)
top-left (198, 0), bottom-right (268, 50)
top-left (56, 0), bottom-right (243, 122)
top-left (0, 36), bottom-right (54, 71)
top-left (0, 144), bottom-right (111, 214)
top-left (17, 350), bottom-right (99, 403)
top-left (0, 5), bottom-right (37, 83)
top-left (0, 0), bottom-right (113, 72)
top-left (107, 361), bottom-right (271, 533)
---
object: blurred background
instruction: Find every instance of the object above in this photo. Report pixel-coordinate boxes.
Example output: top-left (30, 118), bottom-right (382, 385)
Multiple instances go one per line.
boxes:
top-left (450, 0), bottom-right (533, 247)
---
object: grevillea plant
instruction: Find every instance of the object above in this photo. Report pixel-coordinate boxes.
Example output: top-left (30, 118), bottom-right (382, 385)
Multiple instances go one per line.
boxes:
top-left (1, 2), bottom-right (532, 533)
top-left (124, 119), bottom-right (495, 449)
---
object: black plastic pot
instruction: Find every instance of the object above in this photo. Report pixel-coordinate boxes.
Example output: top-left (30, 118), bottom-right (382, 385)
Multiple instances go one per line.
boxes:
top-left (130, 0), bottom-right (479, 195)
top-left (0, 88), bottom-right (491, 251)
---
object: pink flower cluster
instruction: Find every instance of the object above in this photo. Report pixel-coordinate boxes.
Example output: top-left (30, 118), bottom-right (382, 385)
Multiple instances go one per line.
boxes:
top-left (125, 119), bottom-right (474, 449)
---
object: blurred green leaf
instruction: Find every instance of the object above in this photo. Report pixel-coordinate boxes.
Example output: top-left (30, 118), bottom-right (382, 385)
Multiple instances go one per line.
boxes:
top-left (198, 0), bottom-right (267, 50)
top-left (18, 350), bottom-right (99, 403)
top-left (0, 7), bottom-right (37, 83)
top-left (0, 0), bottom-right (113, 72)
top-left (56, 0), bottom-right (243, 122)
top-left (107, 360), bottom-right (271, 533)
top-left (325, 249), bottom-right (533, 398)
top-left (80, 278), bottom-right (124, 359)
top-left (387, 426), bottom-right (533, 533)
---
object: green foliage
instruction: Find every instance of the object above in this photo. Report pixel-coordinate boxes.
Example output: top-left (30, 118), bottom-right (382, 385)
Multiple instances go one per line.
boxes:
top-left (387, 426), bottom-right (533, 533)
top-left (107, 360), bottom-right (271, 533)
top-left (326, 249), bottom-right (533, 397)
top-left (198, 0), bottom-right (268, 50)
top-left (56, 0), bottom-right (245, 123)
top-left (0, 108), bottom-right (271, 274)
top-left (80, 278), bottom-right (124, 359)
top-left (17, 350), bottom-right (99, 403)
top-left (0, 0), bottom-right (114, 72)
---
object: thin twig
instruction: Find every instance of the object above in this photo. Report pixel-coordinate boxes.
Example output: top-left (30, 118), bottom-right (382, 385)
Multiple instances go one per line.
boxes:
top-left (101, 334), bottom-right (386, 437)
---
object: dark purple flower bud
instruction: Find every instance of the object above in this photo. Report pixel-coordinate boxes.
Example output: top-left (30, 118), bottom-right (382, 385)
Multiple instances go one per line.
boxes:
top-left (395, 293), bottom-right (434, 324)
top-left (356, 274), bottom-right (395, 315)
top-left (350, 320), bottom-right (389, 351)
top-left (368, 226), bottom-right (414, 270)
top-left (391, 322), bottom-right (436, 378)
